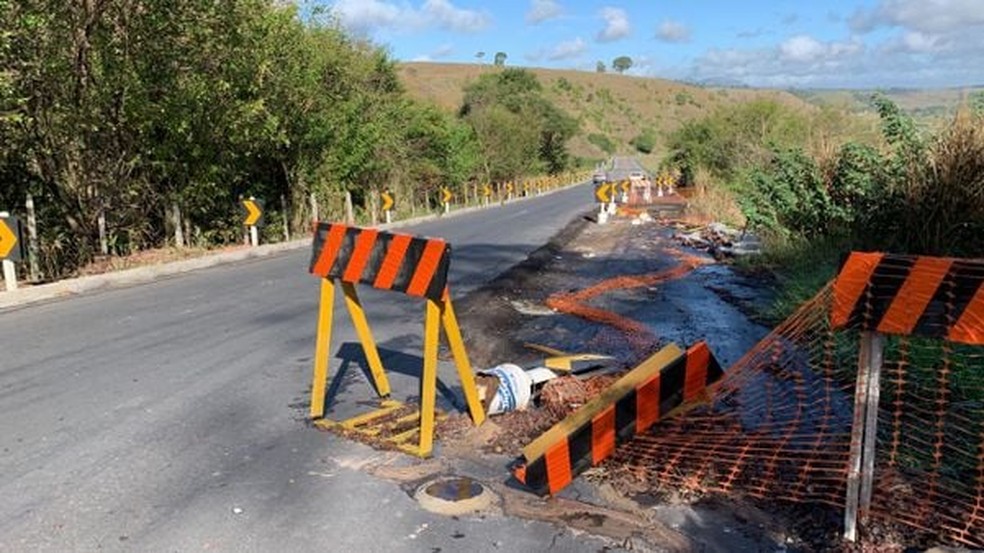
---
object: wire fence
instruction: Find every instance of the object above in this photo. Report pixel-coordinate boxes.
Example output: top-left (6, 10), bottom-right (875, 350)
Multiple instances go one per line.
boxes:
top-left (612, 254), bottom-right (984, 549)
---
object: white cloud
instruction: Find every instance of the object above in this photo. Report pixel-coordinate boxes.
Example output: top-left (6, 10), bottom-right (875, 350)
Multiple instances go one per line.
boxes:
top-left (902, 31), bottom-right (944, 52)
top-left (424, 0), bottom-right (490, 32)
top-left (331, 0), bottom-right (491, 34)
top-left (596, 7), bottom-right (631, 42)
top-left (689, 35), bottom-right (868, 87)
top-left (526, 0), bottom-right (562, 25)
top-left (332, 0), bottom-right (401, 31)
top-left (850, 0), bottom-right (984, 34)
top-left (655, 20), bottom-right (691, 43)
top-left (547, 37), bottom-right (588, 61)
top-left (779, 35), bottom-right (826, 62)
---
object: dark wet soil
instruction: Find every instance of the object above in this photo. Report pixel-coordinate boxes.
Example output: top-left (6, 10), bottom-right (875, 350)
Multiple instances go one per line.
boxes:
top-left (455, 214), bottom-right (773, 373)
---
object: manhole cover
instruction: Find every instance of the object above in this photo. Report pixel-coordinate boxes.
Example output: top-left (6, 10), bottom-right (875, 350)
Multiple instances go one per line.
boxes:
top-left (414, 476), bottom-right (497, 516)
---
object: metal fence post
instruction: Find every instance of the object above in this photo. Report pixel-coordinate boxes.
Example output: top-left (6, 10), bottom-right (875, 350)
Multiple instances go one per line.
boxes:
top-left (844, 331), bottom-right (884, 542)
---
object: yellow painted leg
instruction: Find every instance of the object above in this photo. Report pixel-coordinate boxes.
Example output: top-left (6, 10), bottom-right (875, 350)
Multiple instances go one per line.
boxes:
top-left (441, 299), bottom-right (486, 426)
top-left (419, 298), bottom-right (441, 457)
top-left (310, 279), bottom-right (336, 419)
top-left (341, 282), bottom-right (391, 398)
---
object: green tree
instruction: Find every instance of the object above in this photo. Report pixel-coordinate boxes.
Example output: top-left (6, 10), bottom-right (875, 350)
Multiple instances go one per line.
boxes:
top-left (494, 51), bottom-right (507, 66)
top-left (612, 56), bottom-right (632, 74)
top-left (596, 61), bottom-right (606, 73)
top-left (460, 68), bottom-right (577, 179)
top-left (631, 130), bottom-right (657, 154)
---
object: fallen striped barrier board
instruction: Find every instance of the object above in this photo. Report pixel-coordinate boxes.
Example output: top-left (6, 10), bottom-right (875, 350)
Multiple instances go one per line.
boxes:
top-left (513, 342), bottom-right (724, 496)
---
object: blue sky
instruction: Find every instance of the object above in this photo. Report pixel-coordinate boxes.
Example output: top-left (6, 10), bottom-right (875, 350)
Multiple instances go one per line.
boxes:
top-left (321, 0), bottom-right (984, 89)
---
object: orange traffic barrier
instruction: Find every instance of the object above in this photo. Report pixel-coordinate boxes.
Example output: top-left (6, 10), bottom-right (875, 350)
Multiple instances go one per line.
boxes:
top-left (833, 252), bottom-right (984, 345)
top-left (513, 342), bottom-right (723, 496)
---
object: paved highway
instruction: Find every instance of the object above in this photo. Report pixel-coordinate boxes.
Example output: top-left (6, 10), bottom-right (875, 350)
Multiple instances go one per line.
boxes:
top-left (0, 181), bottom-right (616, 552)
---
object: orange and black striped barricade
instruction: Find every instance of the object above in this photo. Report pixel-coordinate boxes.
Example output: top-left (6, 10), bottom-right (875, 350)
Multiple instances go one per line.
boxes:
top-left (832, 252), bottom-right (984, 541)
top-left (308, 222), bottom-right (486, 457)
top-left (832, 252), bottom-right (984, 345)
top-left (513, 342), bottom-right (724, 495)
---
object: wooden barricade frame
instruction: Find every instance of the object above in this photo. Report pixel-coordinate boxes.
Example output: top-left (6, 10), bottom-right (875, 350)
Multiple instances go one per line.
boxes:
top-left (307, 223), bottom-right (486, 458)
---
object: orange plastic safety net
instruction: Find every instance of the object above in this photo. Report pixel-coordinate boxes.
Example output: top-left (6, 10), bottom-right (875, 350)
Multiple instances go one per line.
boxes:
top-left (545, 248), bottom-right (711, 353)
top-left (613, 283), bottom-right (984, 548)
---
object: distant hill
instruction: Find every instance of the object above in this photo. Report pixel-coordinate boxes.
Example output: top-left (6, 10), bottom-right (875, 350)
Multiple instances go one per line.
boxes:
top-left (397, 62), bottom-right (817, 163)
top-left (791, 87), bottom-right (984, 121)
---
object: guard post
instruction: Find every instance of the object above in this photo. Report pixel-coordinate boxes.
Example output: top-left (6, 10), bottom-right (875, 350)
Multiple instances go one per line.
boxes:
top-left (308, 222), bottom-right (486, 457)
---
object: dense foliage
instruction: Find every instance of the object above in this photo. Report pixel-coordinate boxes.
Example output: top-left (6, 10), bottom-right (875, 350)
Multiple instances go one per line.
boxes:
top-left (460, 68), bottom-right (578, 182)
top-left (669, 95), bottom-right (984, 319)
top-left (670, 95), bottom-right (983, 257)
top-left (0, 2), bottom-right (575, 278)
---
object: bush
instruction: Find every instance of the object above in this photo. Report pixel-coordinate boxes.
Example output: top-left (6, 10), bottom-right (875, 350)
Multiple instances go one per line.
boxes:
top-left (587, 133), bottom-right (617, 155)
top-left (630, 130), bottom-right (657, 154)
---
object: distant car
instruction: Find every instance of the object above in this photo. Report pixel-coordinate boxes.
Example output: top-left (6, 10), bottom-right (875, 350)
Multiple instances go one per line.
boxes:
top-left (592, 172), bottom-right (607, 183)
top-left (628, 170), bottom-right (646, 181)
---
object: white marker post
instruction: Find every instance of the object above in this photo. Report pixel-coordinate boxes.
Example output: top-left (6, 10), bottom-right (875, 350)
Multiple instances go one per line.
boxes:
top-left (0, 211), bottom-right (17, 291)
top-left (248, 197), bottom-right (259, 248)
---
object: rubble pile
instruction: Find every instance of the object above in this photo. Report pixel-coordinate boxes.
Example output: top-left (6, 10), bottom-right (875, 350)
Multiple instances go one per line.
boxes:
top-left (539, 374), bottom-right (621, 418)
top-left (674, 222), bottom-right (762, 258)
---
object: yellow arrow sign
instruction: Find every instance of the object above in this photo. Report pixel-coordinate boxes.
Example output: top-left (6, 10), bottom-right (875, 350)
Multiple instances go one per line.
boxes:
top-left (594, 183), bottom-right (612, 203)
top-left (441, 188), bottom-right (452, 203)
top-left (621, 180), bottom-right (630, 193)
top-left (506, 183), bottom-right (514, 193)
top-left (381, 191), bottom-right (394, 211)
top-left (242, 198), bottom-right (263, 226)
top-left (0, 217), bottom-right (20, 261)
top-left (482, 184), bottom-right (492, 197)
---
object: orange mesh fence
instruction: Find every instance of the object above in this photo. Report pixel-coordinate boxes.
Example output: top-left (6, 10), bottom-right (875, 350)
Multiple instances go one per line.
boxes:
top-left (612, 257), bottom-right (984, 548)
top-left (545, 249), bottom-right (711, 353)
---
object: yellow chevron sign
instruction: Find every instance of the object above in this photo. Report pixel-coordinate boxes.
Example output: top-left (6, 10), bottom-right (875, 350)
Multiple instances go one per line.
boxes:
top-left (381, 191), bottom-right (394, 212)
top-left (594, 183), bottom-right (613, 203)
top-left (506, 183), bottom-right (514, 193)
top-left (242, 198), bottom-right (264, 226)
top-left (482, 184), bottom-right (492, 197)
top-left (0, 216), bottom-right (22, 261)
top-left (441, 188), bottom-right (452, 203)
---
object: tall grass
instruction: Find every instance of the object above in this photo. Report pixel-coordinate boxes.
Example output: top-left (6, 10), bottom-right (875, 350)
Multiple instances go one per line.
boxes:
top-left (735, 103), bottom-right (983, 320)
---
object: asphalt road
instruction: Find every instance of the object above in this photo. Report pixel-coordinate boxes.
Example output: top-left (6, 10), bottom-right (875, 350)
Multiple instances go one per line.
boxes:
top-left (0, 180), bottom-right (621, 552)
top-left (607, 156), bottom-right (647, 181)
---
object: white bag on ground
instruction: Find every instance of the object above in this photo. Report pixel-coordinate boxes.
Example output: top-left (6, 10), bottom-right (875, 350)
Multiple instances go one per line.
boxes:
top-left (481, 364), bottom-right (532, 415)
top-left (479, 364), bottom-right (559, 415)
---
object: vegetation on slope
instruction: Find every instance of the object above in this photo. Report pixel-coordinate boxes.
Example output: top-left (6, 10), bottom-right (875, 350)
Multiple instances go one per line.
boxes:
top-left (668, 95), bottom-right (984, 319)
top-left (398, 62), bottom-right (821, 164)
top-left (0, 4), bottom-right (576, 278)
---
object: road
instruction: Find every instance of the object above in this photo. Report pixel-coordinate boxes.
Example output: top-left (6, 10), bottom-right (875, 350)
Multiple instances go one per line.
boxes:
top-left (607, 156), bottom-right (646, 181)
top-left (0, 181), bottom-right (618, 552)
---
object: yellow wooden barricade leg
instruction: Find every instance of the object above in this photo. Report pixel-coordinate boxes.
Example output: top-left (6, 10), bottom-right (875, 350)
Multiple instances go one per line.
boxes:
top-left (418, 298), bottom-right (441, 457)
top-left (341, 282), bottom-right (391, 398)
top-left (310, 279), bottom-right (336, 419)
top-left (441, 298), bottom-right (486, 426)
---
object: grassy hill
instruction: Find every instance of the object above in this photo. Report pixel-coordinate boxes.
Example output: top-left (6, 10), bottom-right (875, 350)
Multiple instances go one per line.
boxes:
top-left (398, 62), bottom-right (817, 165)
top-left (792, 86), bottom-right (984, 122)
